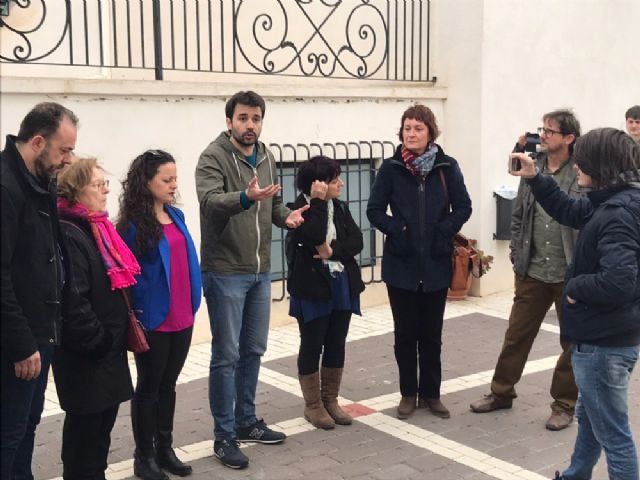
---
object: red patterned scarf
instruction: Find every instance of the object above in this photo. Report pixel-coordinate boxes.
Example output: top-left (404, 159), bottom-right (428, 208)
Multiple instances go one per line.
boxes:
top-left (401, 144), bottom-right (438, 178)
top-left (57, 198), bottom-right (140, 290)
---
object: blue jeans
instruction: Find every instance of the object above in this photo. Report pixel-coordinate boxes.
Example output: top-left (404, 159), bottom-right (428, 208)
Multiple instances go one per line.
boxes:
top-left (1, 344), bottom-right (54, 480)
top-left (203, 272), bottom-right (271, 441)
top-left (563, 343), bottom-right (639, 480)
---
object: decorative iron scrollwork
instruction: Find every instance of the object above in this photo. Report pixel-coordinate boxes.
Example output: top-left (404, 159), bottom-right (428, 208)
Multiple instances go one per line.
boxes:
top-left (0, 0), bottom-right (69, 63)
top-left (0, 0), bottom-right (431, 82)
top-left (234, 0), bottom-right (387, 78)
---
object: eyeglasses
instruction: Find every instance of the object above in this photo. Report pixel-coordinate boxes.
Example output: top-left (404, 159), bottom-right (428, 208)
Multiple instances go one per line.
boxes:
top-left (90, 180), bottom-right (110, 189)
top-left (537, 127), bottom-right (564, 137)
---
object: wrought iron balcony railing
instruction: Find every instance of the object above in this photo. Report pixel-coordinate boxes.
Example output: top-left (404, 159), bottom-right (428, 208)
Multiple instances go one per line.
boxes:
top-left (1, 0), bottom-right (433, 82)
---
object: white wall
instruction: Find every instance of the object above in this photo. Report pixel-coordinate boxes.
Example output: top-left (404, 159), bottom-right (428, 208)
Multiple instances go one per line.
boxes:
top-left (0, 77), bottom-right (445, 342)
top-left (432, 0), bottom-right (640, 294)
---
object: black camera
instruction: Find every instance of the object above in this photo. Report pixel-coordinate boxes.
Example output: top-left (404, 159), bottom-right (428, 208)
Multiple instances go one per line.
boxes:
top-left (524, 132), bottom-right (541, 155)
top-left (509, 132), bottom-right (540, 173)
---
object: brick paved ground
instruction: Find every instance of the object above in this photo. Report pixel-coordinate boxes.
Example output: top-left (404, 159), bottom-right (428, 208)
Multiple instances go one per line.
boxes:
top-left (33, 291), bottom-right (640, 480)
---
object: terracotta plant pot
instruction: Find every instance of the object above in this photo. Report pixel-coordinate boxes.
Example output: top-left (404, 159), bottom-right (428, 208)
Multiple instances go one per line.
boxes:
top-left (447, 273), bottom-right (473, 300)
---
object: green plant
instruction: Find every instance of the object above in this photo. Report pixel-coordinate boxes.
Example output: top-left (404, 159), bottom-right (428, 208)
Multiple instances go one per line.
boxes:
top-left (475, 248), bottom-right (494, 277)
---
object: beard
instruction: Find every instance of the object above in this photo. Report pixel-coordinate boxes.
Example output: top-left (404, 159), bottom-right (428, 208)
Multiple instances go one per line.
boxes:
top-left (231, 128), bottom-right (258, 147)
top-left (33, 145), bottom-right (59, 180)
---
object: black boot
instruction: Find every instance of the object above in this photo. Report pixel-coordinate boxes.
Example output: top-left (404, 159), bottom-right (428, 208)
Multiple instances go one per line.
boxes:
top-left (131, 397), bottom-right (168, 480)
top-left (156, 390), bottom-right (192, 476)
top-left (133, 450), bottom-right (168, 480)
top-left (157, 447), bottom-right (192, 477)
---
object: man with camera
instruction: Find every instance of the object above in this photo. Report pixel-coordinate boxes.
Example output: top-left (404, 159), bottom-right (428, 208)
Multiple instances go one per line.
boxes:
top-left (470, 109), bottom-right (582, 431)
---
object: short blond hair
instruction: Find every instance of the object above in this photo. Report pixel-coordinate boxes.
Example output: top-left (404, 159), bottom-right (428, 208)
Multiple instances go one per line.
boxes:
top-left (57, 156), bottom-right (102, 204)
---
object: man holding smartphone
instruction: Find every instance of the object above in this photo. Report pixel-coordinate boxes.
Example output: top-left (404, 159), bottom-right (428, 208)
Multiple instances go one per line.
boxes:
top-left (470, 109), bottom-right (582, 431)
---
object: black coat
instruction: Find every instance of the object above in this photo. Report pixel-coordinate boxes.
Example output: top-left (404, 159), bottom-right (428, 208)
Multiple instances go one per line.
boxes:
top-left (286, 195), bottom-right (365, 301)
top-left (0, 135), bottom-right (67, 362)
top-left (529, 174), bottom-right (640, 347)
top-left (52, 218), bottom-right (133, 415)
top-left (367, 144), bottom-right (472, 292)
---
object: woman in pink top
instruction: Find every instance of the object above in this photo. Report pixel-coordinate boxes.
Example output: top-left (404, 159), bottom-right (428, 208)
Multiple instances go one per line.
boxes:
top-left (117, 150), bottom-right (201, 480)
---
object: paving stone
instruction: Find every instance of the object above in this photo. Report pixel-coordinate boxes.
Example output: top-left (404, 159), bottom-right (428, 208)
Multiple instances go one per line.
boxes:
top-left (31, 294), bottom-right (640, 480)
top-left (370, 463), bottom-right (421, 480)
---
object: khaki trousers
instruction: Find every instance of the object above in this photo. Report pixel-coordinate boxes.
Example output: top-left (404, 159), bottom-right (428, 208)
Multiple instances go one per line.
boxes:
top-left (490, 275), bottom-right (578, 414)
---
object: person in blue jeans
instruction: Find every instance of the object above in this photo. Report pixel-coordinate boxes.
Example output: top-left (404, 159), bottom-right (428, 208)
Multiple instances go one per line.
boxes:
top-left (195, 91), bottom-right (308, 469)
top-left (1, 103), bottom-right (77, 479)
top-left (511, 128), bottom-right (640, 480)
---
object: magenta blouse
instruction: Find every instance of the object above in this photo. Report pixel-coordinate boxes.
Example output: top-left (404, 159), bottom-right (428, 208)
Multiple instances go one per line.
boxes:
top-left (156, 223), bottom-right (194, 332)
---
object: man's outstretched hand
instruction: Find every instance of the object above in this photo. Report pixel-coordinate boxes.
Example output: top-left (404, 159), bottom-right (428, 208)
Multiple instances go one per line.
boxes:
top-left (286, 204), bottom-right (310, 228)
top-left (246, 176), bottom-right (282, 201)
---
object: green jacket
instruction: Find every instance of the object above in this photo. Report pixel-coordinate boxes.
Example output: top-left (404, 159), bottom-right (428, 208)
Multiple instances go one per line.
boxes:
top-left (510, 153), bottom-right (581, 279)
top-left (195, 131), bottom-right (290, 273)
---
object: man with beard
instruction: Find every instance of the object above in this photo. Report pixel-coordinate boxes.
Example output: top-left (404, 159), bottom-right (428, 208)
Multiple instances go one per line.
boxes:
top-left (470, 109), bottom-right (581, 431)
top-left (195, 91), bottom-right (308, 469)
top-left (1, 102), bottom-right (77, 478)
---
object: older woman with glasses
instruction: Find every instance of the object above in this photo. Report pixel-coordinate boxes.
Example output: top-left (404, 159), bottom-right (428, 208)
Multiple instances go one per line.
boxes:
top-left (117, 150), bottom-right (201, 480)
top-left (54, 157), bottom-right (138, 479)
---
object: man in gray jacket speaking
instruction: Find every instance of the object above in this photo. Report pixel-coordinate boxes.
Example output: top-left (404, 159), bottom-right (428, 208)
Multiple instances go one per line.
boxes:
top-left (470, 109), bottom-right (581, 431)
top-left (196, 91), bottom-right (307, 469)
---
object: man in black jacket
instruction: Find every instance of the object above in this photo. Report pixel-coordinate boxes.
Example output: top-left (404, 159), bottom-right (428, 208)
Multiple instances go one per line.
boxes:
top-left (1, 102), bottom-right (77, 479)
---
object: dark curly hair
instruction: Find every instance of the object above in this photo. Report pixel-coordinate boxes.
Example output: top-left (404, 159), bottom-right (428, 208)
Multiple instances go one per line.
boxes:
top-left (295, 155), bottom-right (341, 195)
top-left (116, 150), bottom-right (176, 256)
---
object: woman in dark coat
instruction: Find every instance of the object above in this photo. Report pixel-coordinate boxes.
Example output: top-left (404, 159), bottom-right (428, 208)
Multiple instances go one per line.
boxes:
top-left (367, 104), bottom-right (472, 420)
top-left (287, 155), bottom-right (365, 430)
top-left (512, 128), bottom-right (640, 480)
top-left (54, 157), bottom-right (138, 479)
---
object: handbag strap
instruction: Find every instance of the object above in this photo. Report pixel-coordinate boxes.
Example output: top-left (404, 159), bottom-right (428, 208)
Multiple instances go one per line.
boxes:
top-left (120, 290), bottom-right (133, 313)
top-left (438, 169), bottom-right (450, 215)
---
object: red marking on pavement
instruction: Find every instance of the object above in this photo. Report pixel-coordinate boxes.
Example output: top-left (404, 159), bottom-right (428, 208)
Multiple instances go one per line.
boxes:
top-left (342, 403), bottom-right (376, 418)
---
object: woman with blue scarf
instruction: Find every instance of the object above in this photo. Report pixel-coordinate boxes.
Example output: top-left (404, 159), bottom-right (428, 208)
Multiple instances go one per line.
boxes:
top-left (367, 105), bottom-right (472, 420)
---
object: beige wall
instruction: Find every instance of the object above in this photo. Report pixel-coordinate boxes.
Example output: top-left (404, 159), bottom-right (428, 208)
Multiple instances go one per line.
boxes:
top-left (0, 77), bottom-right (445, 343)
top-left (431, 0), bottom-right (640, 295)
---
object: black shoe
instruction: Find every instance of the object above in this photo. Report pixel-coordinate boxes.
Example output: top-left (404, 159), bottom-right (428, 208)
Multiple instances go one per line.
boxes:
top-left (213, 439), bottom-right (249, 469)
top-left (133, 454), bottom-right (169, 480)
top-left (552, 472), bottom-right (563, 480)
top-left (157, 448), bottom-right (193, 476)
top-left (236, 418), bottom-right (286, 444)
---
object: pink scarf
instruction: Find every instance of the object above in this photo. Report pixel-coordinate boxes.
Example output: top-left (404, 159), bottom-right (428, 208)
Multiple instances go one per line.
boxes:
top-left (57, 198), bottom-right (140, 290)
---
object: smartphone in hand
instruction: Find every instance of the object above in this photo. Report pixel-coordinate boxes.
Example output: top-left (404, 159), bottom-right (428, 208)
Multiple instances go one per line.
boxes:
top-left (508, 154), bottom-right (521, 173)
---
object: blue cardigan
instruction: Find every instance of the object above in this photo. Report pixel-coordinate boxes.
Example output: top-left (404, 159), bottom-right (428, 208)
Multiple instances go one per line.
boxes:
top-left (123, 206), bottom-right (202, 331)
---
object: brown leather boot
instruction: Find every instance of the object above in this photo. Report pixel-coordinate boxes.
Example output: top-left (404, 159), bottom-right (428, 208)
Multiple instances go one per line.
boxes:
top-left (419, 397), bottom-right (451, 419)
top-left (320, 367), bottom-right (352, 425)
top-left (397, 396), bottom-right (417, 419)
top-left (299, 372), bottom-right (335, 430)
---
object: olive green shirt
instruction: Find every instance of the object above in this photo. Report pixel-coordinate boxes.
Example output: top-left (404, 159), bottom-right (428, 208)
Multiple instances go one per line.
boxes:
top-left (527, 159), bottom-right (574, 283)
